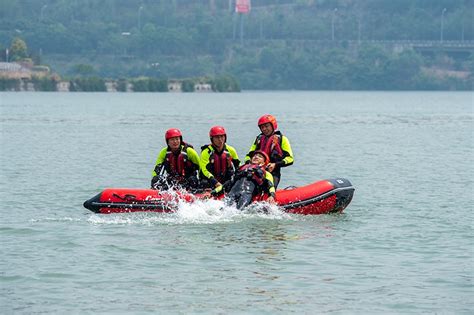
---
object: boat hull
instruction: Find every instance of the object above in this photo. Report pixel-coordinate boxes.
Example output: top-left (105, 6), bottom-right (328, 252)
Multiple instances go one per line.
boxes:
top-left (83, 178), bottom-right (354, 215)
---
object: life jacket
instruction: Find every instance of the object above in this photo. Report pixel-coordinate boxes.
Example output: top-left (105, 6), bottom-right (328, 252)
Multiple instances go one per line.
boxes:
top-left (238, 164), bottom-right (266, 186)
top-left (256, 131), bottom-right (284, 162)
top-left (202, 144), bottom-right (234, 183)
top-left (165, 143), bottom-right (195, 178)
top-left (211, 147), bottom-right (234, 183)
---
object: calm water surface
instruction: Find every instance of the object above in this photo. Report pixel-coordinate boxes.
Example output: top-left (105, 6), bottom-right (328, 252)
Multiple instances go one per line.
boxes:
top-left (0, 91), bottom-right (473, 314)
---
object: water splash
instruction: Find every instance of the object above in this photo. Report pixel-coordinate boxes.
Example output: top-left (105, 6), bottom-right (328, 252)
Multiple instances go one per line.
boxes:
top-left (86, 198), bottom-right (292, 226)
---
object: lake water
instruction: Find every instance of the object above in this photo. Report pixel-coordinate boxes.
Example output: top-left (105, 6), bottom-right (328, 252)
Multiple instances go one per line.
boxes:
top-left (0, 91), bottom-right (472, 314)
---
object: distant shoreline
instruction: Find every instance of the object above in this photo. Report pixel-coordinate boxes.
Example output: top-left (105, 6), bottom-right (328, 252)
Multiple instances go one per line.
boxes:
top-left (1, 89), bottom-right (472, 93)
top-left (0, 62), bottom-right (241, 92)
top-left (0, 77), bottom-right (241, 93)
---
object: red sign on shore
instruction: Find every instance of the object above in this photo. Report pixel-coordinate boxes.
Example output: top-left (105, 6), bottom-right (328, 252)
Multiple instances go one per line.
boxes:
top-left (235, 0), bottom-right (251, 13)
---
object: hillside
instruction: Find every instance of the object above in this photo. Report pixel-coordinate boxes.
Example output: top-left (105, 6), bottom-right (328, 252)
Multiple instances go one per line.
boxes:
top-left (1, 0), bottom-right (473, 90)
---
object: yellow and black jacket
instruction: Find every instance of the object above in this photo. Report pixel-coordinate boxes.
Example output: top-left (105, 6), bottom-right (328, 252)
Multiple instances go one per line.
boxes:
top-left (200, 144), bottom-right (240, 187)
top-left (151, 143), bottom-right (200, 186)
top-left (245, 131), bottom-right (294, 176)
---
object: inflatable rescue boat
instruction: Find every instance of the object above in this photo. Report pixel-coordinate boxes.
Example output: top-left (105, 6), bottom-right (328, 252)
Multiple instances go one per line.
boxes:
top-left (83, 178), bottom-right (354, 215)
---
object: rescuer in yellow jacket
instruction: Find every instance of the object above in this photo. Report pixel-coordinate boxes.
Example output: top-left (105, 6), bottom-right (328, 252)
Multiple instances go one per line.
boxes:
top-left (151, 128), bottom-right (201, 191)
top-left (200, 126), bottom-right (240, 190)
top-left (245, 114), bottom-right (294, 188)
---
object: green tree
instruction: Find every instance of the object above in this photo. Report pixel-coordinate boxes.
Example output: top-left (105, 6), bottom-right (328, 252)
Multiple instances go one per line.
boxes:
top-left (212, 75), bottom-right (240, 92)
top-left (386, 50), bottom-right (423, 89)
top-left (148, 78), bottom-right (168, 92)
top-left (71, 64), bottom-right (96, 76)
top-left (181, 79), bottom-right (195, 92)
top-left (349, 45), bottom-right (391, 90)
top-left (131, 78), bottom-right (150, 91)
top-left (0, 78), bottom-right (21, 91)
top-left (10, 37), bottom-right (28, 61)
top-left (70, 77), bottom-right (106, 91)
top-left (32, 77), bottom-right (58, 91)
top-left (116, 79), bottom-right (128, 92)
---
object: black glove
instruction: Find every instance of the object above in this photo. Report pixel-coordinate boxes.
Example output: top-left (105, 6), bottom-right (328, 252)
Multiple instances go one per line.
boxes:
top-left (151, 176), bottom-right (160, 189)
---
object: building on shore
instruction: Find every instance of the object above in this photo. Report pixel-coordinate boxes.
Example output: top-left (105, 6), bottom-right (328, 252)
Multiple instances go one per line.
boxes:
top-left (168, 80), bottom-right (182, 92)
top-left (1, 63), bottom-right (227, 92)
top-left (0, 62), bottom-right (32, 80)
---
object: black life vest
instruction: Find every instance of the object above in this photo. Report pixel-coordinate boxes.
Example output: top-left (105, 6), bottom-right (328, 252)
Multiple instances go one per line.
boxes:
top-left (256, 132), bottom-right (283, 162)
top-left (165, 143), bottom-right (195, 178)
top-left (238, 164), bottom-right (266, 186)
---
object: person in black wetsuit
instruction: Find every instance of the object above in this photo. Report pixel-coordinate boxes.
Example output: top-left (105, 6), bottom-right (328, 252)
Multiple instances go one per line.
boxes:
top-left (210, 150), bottom-right (276, 210)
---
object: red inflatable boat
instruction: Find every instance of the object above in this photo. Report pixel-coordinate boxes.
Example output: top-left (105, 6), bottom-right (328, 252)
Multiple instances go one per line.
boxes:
top-left (83, 178), bottom-right (354, 215)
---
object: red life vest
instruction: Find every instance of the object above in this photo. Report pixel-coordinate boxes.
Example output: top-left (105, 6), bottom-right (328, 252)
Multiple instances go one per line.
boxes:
top-left (256, 132), bottom-right (283, 161)
top-left (238, 164), bottom-right (266, 186)
top-left (209, 146), bottom-right (233, 183)
top-left (165, 144), bottom-right (194, 178)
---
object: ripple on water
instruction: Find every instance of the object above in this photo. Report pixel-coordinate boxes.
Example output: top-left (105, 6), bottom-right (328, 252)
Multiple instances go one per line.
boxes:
top-left (0, 226), bottom-right (42, 236)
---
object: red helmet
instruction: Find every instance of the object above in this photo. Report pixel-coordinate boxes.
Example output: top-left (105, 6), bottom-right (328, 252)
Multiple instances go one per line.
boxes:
top-left (165, 128), bottom-right (182, 141)
top-left (253, 150), bottom-right (270, 165)
top-left (258, 114), bottom-right (278, 131)
top-left (209, 126), bottom-right (226, 138)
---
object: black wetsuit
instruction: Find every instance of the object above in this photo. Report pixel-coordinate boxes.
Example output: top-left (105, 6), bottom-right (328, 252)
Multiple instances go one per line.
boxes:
top-left (221, 164), bottom-right (275, 210)
top-left (225, 178), bottom-right (256, 209)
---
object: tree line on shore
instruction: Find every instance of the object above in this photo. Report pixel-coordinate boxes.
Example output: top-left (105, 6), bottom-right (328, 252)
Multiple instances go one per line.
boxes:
top-left (0, 75), bottom-right (240, 92)
top-left (1, 0), bottom-right (472, 90)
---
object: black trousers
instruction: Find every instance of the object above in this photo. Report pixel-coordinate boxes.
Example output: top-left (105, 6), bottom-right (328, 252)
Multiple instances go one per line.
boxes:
top-left (272, 174), bottom-right (280, 189)
top-left (225, 178), bottom-right (256, 210)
